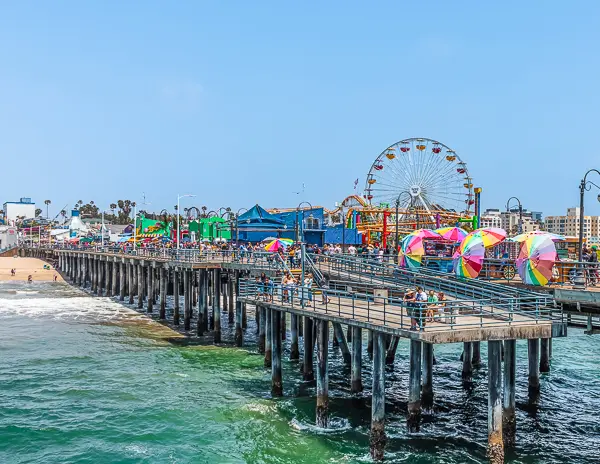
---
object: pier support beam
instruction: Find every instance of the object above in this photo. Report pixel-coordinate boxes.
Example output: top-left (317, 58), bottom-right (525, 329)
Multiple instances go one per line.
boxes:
top-left (290, 314), bottom-right (299, 360)
top-left (173, 270), bottom-right (180, 325)
top-left (540, 337), bottom-right (550, 373)
top-left (472, 341), bottom-right (482, 368)
top-left (137, 264), bottom-right (144, 309)
top-left (367, 329), bottom-right (373, 358)
top-left (351, 326), bottom-right (363, 393)
top-left (408, 340), bottom-right (422, 431)
top-left (462, 342), bottom-right (473, 381)
top-left (159, 268), bottom-right (166, 320)
top-left (385, 336), bottom-right (400, 365)
top-left (235, 296), bottom-right (243, 347)
top-left (303, 317), bottom-right (314, 381)
top-left (487, 340), bottom-right (504, 464)
top-left (202, 270), bottom-right (209, 333)
top-left (228, 274), bottom-right (235, 324)
top-left (271, 310), bottom-right (283, 397)
top-left (264, 307), bottom-right (272, 368)
top-left (197, 270), bottom-right (205, 334)
top-left (316, 319), bottom-right (329, 428)
top-left (112, 260), bottom-right (118, 297)
top-left (528, 338), bottom-right (540, 401)
top-left (503, 339), bottom-right (516, 448)
top-left (422, 342), bottom-right (434, 409)
top-left (333, 323), bottom-right (351, 364)
top-left (213, 269), bottom-right (221, 343)
top-left (258, 306), bottom-right (266, 354)
top-left (370, 331), bottom-right (386, 461)
top-left (147, 266), bottom-right (154, 313)
top-left (184, 270), bottom-right (191, 330)
top-left (128, 263), bottom-right (134, 304)
top-left (119, 262), bottom-right (125, 301)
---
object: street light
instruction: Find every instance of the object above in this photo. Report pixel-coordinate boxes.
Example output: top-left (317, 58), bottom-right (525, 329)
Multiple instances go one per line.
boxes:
top-left (177, 194), bottom-right (196, 250)
top-left (395, 191), bottom-right (413, 252)
top-left (296, 201), bottom-right (313, 243)
top-left (235, 208), bottom-right (248, 244)
top-left (578, 169), bottom-right (600, 262)
top-left (506, 197), bottom-right (523, 235)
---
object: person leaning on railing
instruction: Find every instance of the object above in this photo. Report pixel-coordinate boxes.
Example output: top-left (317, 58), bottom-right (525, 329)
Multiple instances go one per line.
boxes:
top-left (404, 290), bottom-right (417, 330)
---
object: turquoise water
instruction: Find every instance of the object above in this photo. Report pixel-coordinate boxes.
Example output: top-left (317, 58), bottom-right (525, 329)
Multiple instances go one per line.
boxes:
top-left (0, 281), bottom-right (599, 463)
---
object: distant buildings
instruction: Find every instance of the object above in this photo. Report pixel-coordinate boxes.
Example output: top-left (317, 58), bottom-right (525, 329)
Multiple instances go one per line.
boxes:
top-left (2, 198), bottom-right (36, 224)
top-left (480, 208), bottom-right (541, 234)
top-left (544, 207), bottom-right (600, 241)
top-left (0, 225), bottom-right (17, 249)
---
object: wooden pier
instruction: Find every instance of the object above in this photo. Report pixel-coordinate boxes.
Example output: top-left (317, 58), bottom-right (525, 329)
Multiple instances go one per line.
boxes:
top-left (27, 247), bottom-right (570, 462)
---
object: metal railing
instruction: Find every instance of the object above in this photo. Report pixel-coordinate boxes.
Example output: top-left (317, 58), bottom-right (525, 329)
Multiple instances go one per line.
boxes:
top-left (238, 278), bottom-right (557, 333)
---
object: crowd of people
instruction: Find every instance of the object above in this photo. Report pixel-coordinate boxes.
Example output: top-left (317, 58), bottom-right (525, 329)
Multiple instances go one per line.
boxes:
top-left (254, 271), bottom-right (320, 304)
top-left (403, 286), bottom-right (448, 330)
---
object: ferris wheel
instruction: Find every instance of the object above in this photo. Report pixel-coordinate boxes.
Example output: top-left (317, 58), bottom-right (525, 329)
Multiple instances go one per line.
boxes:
top-left (364, 137), bottom-right (474, 217)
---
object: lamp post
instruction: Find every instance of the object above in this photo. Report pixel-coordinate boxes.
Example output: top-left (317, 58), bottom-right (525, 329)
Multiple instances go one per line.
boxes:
top-left (578, 169), bottom-right (600, 262)
top-left (296, 201), bottom-right (313, 243)
top-left (341, 204), bottom-right (345, 252)
top-left (395, 191), bottom-right (412, 252)
top-left (177, 194), bottom-right (196, 250)
top-left (505, 197), bottom-right (523, 235)
top-left (235, 208), bottom-right (248, 244)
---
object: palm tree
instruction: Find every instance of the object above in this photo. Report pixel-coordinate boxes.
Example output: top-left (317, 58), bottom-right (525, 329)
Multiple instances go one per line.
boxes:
top-left (60, 210), bottom-right (67, 225)
top-left (110, 203), bottom-right (117, 215)
top-left (44, 199), bottom-right (51, 218)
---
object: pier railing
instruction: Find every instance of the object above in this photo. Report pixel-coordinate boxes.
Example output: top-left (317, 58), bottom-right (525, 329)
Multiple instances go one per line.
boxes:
top-left (238, 278), bottom-right (557, 332)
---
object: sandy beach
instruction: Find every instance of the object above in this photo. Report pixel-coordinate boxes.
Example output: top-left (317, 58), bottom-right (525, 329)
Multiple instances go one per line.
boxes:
top-left (0, 257), bottom-right (63, 282)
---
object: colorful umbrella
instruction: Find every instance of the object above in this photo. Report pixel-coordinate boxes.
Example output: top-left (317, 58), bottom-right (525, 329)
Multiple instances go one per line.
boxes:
top-left (399, 229), bottom-right (440, 269)
top-left (435, 226), bottom-right (468, 242)
top-left (264, 238), bottom-right (294, 252)
top-left (509, 231), bottom-right (565, 243)
top-left (465, 228), bottom-right (507, 248)
top-left (516, 236), bottom-right (557, 286)
top-left (453, 235), bottom-right (485, 278)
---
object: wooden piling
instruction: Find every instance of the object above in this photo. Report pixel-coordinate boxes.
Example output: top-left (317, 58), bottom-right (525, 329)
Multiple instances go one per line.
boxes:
top-left (367, 329), bottom-right (373, 358)
top-left (111, 260), bottom-right (118, 297)
top-left (119, 261), bottom-right (125, 301)
top-left (290, 314), bottom-right (300, 360)
top-left (422, 342), bottom-right (434, 409)
top-left (280, 311), bottom-right (286, 340)
top-left (235, 297), bottom-right (243, 347)
top-left (214, 269), bottom-right (221, 343)
top-left (258, 306), bottom-right (266, 354)
top-left (528, 338), bottom-right (540, 401)
top-left (197, 270), bottom-right (205, 335)
top-left (128, 263), bottom-right (134, 305)
top-left (173, 270), bottom-right (180, 325)
top-left (184, 270), bottom-right (191, 330)
top-left (462, 341), bottom-right (473, 381)
top-left (228, 274), bottom-right (235, 324)
top-left (540, 337), bottom-right (550, 373)
top-left (271, 310), bottom-right (283, 397)
top-left (385, 336), bottom-right (400, 365)
top-left (472, 341), bottom-right (482, 367)
top-left (503, 339), bottom-right (516, 447)
top-left (137, 264), bottom-right (144, 309)
top-left (351, 326), bottom-right (363, 393)
top-left (147, 265), bottom-right (154, 313)
top-left (408, 340), bottom-right (422, 430)
top-left (316, 319), bottom-right (329, 428)
top-left (370, 331), bottom-right (386, 461)
top-left (333, 323), bottom-right (351, 364)
top-left (264, 307), bottom-right (272, 368)
top-left (487, 340), bottom-right (504, 463)
top-left (303, 317), bottom-right (314, 381)
top-left (159, 267), bottom-right (167, 320)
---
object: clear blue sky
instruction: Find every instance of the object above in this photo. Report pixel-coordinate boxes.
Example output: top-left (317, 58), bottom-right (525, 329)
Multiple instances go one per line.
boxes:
top-left (1, 1), bottom-right (599, 218)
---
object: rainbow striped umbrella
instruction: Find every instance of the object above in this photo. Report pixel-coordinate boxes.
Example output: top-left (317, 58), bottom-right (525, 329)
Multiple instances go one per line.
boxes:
top-left (453, 234), bottom-right (485, 278)
top-left (399, 229), bottom-right (441, 269)
top-left (264, 238), bottom-right (294, 252)
top-left (435, 226), bottom-right (468, 242)
top-left (470, 227), bottom-right (507, 247)
top-left (510, 231), bottom-right (565, 243)
top-left (516, 236), bottom-right (557, 286)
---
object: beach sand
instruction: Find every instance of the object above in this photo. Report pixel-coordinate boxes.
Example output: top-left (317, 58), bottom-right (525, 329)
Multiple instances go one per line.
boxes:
top-left (0, 257), bottom-right (63, 282)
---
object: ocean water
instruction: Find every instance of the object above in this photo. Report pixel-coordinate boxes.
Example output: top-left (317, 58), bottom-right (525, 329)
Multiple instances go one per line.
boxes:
top-left (0, 281), bottom-right (598, 464)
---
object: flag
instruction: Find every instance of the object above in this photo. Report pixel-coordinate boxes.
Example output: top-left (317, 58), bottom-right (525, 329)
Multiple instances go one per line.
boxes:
top-left (353, 178), bottom-right (359, 190)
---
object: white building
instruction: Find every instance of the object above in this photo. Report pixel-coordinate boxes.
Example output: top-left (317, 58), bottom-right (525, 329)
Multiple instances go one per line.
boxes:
top-left (3, 198), bottom-right (36, 224)
top-left (480, 208), bottom-right (540, 235)
top-left (480, 209), bottom-right (502, 228)
top-left (0, 226), bottom-right (17, 249)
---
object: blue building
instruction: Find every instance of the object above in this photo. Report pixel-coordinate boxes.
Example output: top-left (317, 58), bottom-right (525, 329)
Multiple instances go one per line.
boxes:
top-left (236, 204), bottom-right (361, 246)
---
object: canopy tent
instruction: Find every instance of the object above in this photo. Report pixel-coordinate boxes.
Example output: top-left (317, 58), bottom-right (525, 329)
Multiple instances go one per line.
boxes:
top-left (237, 204), bottom-right (286, 229)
